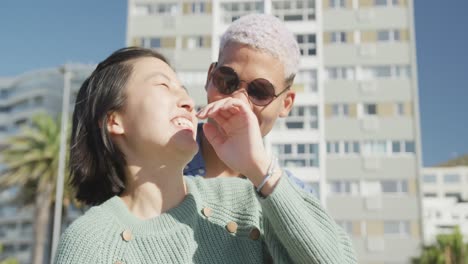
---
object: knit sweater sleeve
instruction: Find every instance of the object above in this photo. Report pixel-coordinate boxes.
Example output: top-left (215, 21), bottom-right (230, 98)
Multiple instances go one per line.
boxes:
top-left (258, 174), bottom-right (357, 264)
top-left (53, 209), bottom-right (103, 264)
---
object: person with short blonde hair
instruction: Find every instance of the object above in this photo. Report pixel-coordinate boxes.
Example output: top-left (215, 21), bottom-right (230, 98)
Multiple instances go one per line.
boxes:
top-left (184, 14), bottom-right (313, 193)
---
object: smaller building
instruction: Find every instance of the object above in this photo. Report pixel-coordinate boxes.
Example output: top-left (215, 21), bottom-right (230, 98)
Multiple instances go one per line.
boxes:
top-left (421, 165), bottom-right (468, 246)
top-left (421, 166), bottom-right (468, 201)
top-left (422, 197), bottom-right (468, 245)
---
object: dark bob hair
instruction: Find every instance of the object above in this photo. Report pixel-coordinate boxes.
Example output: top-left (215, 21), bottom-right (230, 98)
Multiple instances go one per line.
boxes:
top-left (70, 47), bottom-right (169, 205)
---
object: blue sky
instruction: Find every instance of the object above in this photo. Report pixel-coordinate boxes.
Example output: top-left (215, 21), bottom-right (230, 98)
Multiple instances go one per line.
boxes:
top-left (0, 0), bottom-right (466, 166)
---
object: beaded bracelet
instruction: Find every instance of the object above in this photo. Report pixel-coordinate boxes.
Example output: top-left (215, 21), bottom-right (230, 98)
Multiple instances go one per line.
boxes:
top-left (256, 156), bottom-right (278, 193)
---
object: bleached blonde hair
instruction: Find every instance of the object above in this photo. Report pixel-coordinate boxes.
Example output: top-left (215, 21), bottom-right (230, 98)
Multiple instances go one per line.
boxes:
top-left (219, 14), bottom-right (301, 82)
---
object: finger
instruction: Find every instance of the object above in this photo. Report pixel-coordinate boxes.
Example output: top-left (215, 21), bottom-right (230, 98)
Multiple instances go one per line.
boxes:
top-left (203, 122), bottom-right (225, 149)
top-left (208, 110), bottom-right (230, 128)
top-left (196, 104), bottom-right (214, 119)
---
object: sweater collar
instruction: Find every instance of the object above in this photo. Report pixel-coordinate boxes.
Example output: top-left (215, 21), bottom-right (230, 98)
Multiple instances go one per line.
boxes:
top-left (100, 177), bottom-right (202, 236)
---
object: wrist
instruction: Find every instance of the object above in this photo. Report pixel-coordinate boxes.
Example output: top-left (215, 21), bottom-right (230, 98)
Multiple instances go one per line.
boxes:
top-left (254, 156), bottom-right (282, 197)
top-left (257, 168), bottom-right (282, 197)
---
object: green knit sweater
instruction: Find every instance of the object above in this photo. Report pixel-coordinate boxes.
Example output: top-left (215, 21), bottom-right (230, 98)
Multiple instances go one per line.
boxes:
top-left (54, 175), bottom-right (357, 264)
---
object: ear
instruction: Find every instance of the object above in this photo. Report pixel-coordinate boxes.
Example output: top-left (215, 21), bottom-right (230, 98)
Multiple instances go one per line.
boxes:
top-left (204, 62), bottom-right (217, 90)
top-left (278, 91), bottom-right (295, 117)
top-left (106, 112), bottom-right (125, 135)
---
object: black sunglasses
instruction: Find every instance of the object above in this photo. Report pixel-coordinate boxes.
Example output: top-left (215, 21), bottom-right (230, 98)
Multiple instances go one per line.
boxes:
top-left (208, 62), bottom-right (291, 106)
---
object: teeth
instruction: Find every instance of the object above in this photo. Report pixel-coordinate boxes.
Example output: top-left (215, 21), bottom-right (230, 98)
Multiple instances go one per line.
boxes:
top-left (174, 117), bottom-right (193, 129)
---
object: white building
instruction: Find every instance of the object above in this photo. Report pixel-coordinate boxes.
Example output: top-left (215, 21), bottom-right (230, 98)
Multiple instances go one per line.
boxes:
top-left (421, 166), bottom-right (468, 201)
top-left (423, 197), bottom-right (468, 245)
top-left (421, 166), bottom-right (468, 245)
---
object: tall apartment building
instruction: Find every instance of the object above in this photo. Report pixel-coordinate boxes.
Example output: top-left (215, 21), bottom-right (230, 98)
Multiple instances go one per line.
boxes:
top-left (0, 65), bottom-right (93, 263)
top-left (126, 0), bottom-right (423, 262)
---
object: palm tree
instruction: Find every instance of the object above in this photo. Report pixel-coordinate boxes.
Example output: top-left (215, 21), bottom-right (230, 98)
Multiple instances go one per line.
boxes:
top-left (0, 113), bottom-right (75, 264)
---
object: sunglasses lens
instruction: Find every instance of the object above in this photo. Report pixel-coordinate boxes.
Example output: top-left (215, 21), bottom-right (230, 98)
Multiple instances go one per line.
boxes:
top-left (212, 67), bottom-right (238, 95)
top-left (210, 66), bottom-right (278, 106)
top-left (248, 79), bottom-right (275, 106)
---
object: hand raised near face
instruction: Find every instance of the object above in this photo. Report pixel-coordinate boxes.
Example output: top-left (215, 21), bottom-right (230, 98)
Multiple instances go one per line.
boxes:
top-left (196, 97), bottom-right (270, 186)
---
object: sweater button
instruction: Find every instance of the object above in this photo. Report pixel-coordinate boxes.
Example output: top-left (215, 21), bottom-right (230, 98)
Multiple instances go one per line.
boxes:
top-left (226, 221), bottom-right (238, 234)
top-left (202, 207), bottom-right (212, 218)
top-left (114, 261), bottom-right (124, 264)
top-left (249, 228), bottom-right (261, 240)
top-left (121, 229), bottom-right (132, 242)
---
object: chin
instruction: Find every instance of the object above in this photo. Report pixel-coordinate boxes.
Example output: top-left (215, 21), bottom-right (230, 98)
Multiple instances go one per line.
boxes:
top-left (171, 131), bottom-right (199, 154)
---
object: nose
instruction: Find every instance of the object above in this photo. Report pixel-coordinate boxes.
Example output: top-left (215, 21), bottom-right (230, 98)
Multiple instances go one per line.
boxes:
top-left (178, 91), bottom-right (195, 112)
top-left (207, 80), bottom-right (251, 106)
top-left (231, 89), bottom-right (250, 104)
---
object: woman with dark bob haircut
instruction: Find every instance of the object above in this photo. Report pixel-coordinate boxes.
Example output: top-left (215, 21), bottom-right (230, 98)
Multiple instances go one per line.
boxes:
top-left (54, 47), bottom-right (357, 264)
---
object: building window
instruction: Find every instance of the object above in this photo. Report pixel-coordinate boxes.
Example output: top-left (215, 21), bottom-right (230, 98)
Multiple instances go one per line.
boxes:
top-left (331, 31), bottom-right (347, 43)
top-left (361, 65), bottom-right (411, 80)
top-left (327, 141), bottom-right (340, 154)
top-left (295, 69), bottom-right (318, 93)
top-left (141, 37), bottom-right (176, 49)
top-left (443, 174), bottom-right (461, 184)
top-left (14, 119), bottom-right (28, 128)
top-left (284, 105), bottom-right (318, 129)
top-left (384, 221), bottom-right (410, 236)
top-left (191, 2), bottom-right (205, 13)
top-left (272, 143), bottom-right (319, 167)
top-left (344, 141), bottom-right (360, 154)
top-left (395, 65), bottom-right (412, 78)
top-left (326, 67), bottom-right (355, 80)
top-left (149, 38), bottom-right (161, 48)
top-left (331, 103), bottom-right (349, 117)
top-left (329, 181), bottom-right (360, 195)
top-left (422, 174), bottom-right (437, 183)
top-left (329, 0), bottom-right (345, 8)
top-left (374, 0), bottom-right (399, 6)
top-left (134, 3), bottom-right (180, 16)
top-left (361, 181), bottom-right (382, 196)
top-left (395, 103), bottom-right (405, 116)
top-left (374, 0), bottom-right (388, 6)
top-left (328, 141), bottom-right (360, 155)
top-left (187, 36), bottom-right (203, 49)
top-left (220, 1), bottom-right (263, 23)
top-left (363, 103), bottom-right (377, 116)
top-left (377, 29), bottom-right (401, 42)
top-left (381, 180), bottom-right (408, 194)
top-left (373, 66), bottom-right (392, 78)
top-left (392, 140), bottom-right (401, 153)
top-left (391, 140), bottom-right (415, 154)
top-left (445, 193), bottom-right (462, 201)
top-left (272, 0), bottom-right (315, 21)
top-left (133, 4), bottom-right (151, 15)
top-left (296, 34), bottom-right (316, 56)
top-left (424, 192), bottom-right (437, 197)
top-left (11, 99), bottom-right (29, 113)
top-left (362, 140), bottom-right (387, 155)
top-left (1, 244), bottom-right (14, 255)
top-left (404, 141), bottom-right (415, 153)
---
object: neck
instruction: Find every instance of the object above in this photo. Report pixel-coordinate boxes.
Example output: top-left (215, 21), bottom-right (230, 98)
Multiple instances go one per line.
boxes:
top-left (119, 160), bottom-right (187, 220)
top-left (201, 134), bottom-right (239, 178)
